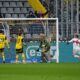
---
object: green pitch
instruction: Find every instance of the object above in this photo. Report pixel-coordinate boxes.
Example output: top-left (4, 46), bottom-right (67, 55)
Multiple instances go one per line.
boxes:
top-left (0, 63), bottom-right (80, 80)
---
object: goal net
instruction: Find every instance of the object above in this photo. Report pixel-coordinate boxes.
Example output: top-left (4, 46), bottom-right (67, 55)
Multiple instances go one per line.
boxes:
top-left (0, 18), bottom-right (59, 63)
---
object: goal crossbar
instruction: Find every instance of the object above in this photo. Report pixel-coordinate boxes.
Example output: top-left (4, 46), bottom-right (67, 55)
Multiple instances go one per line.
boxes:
top-left (0, 18), bottom-right (58, 21)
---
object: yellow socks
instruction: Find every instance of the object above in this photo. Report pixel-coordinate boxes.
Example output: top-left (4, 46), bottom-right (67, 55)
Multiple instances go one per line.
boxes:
top-left (16, 53), bottom-right (25, 63)
top-left (16, 54), bottom-right (19, 63)
top-left (22, 53), bottom-right (25, 63)
top-left (2, 52), bottom-right (5, 61)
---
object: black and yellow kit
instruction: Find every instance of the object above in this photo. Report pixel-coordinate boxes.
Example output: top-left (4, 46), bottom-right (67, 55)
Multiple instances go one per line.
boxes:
top-left (39, 40), bottom-right (50, 53)
top-left (15, 34), bottom-right (25, 63)
top-left (38, 39), bottom-right (50, 62)
top-left (0, 33), bottom-right (9, 63)
top-left (15, 35), bottom-right (23, 54)
top-left (0, 33), bottom-right (9, 51)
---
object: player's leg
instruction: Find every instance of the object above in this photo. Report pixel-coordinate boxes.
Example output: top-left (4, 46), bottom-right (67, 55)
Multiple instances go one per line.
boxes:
top-left (21, 48), bottom-right (25, 63)
top-left (75, 47), bottom-right (80, 59)
top-left (46, 51), bottom-right (51, 63)
top-left (73, 48), bottom-right (80, 58)
top-left (22, 53), bottom-right (25, 63)
top-left (1, 48), bottom-right (5, 63)
top-left (73, 49), bottom-right (76, 56)
top-left (16, 49), bottom-right (19, 63)
top-left (41, 53), bottom-right (46, 63)
top-left (41, 52), bottom-right (48, 63)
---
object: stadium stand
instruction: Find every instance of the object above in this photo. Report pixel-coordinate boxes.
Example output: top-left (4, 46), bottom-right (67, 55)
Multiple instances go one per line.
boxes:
top-left (8, 23), bottom-right (44, 41)
top-left (0, 0), bottom-right (47, 41)
top-left (0, 0), bottom-right (33, 18)
top-left (27, 24), bottom-right (44, 34)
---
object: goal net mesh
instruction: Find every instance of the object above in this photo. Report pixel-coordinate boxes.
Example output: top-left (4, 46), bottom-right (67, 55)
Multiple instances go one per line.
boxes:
top-left (0, 18), bottom-right (59, 63)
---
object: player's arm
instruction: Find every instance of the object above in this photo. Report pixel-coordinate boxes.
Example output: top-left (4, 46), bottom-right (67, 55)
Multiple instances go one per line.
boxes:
top-left (36, 41), bottom-right (42, 51)
top-left (22, 38), bottom-right (27, 46)
top-left (67, 38), bottom-right (74, 44)
top-left (5, 37), bottom-right (10, 48)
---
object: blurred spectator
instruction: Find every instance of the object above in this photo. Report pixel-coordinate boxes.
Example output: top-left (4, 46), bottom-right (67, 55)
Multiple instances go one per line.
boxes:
top-left (0, 13), bottom-right (2, 18)
top-left (59, 35), bottom-right (63, 41)
top-left (49, 1), bottom-right (54, 13)
top-left (0, 10), bottom-right (2, 18)
top-left (49, 32), bottom-right (56, 42)
top-left (35, 10), bottom-right (48, 18)
top-left (27, 11), bottom-right (35, 18)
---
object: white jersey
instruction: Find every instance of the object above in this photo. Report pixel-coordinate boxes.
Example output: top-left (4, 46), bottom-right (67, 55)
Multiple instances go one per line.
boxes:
top-left (69, 38), bottom-right (79, 50)
top-left (77, 39), bottom-right (80, 49)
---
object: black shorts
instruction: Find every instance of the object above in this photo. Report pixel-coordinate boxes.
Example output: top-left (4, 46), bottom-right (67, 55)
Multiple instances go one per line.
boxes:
top-left (16, 48), bottom-right (23, 54)
top-left (0, 48), bottom-right (4, 52)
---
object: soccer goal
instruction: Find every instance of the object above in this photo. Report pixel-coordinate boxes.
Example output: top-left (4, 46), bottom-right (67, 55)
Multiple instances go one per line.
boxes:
top-left (0, 18), bottom-right (59, 63)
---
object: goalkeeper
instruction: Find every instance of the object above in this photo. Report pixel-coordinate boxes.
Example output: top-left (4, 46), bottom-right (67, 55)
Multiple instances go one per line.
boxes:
top-left (37, 33), bottom-right (50, 63)
top-left (15, 31), bottom-right (25, 63)
top-left (0, 30), bottom-right (10, 63)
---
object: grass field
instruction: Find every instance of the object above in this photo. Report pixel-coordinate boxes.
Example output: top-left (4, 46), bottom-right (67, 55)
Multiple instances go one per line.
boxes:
top-left (0, 63), bottom-right (80, 80)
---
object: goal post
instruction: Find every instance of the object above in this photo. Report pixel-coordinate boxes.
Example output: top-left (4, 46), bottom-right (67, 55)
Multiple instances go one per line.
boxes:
top-left (0, 18), bottom-right (59, 63)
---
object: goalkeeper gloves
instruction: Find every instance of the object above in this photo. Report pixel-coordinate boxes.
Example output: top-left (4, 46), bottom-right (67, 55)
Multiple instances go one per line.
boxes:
top-left (36, 48), bottom-right (39, 52)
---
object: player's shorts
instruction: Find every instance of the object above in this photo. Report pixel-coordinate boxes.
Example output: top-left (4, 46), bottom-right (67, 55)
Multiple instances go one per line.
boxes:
top-left (73, 46), bottom-right (80, 54)
top-left (16, 48), bottom-right (23, 54)
top-left (0, 48), bottom-right (4, 52)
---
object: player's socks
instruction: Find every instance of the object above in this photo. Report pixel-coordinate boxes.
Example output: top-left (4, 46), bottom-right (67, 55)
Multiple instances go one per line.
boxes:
top-left (22, 53), bottom-right (25, 63)
top-left (2, 52), bottom-right (5, 63)
top-left (16, 54), bottom-right (19, 63)
top-left (22, 60), bottom-right (25, 63)
top-left (42, 57), bottom-right (48, 63)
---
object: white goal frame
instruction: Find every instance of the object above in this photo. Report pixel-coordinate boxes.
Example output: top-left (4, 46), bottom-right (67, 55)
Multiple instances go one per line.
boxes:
top-left (0, 18), bottom-right (59, 63)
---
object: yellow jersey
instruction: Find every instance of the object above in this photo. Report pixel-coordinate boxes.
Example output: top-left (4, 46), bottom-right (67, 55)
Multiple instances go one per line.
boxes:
top-left (0, 33), bottom-right (8, 48)
top-left (16, 35), bottom-right (23, 49)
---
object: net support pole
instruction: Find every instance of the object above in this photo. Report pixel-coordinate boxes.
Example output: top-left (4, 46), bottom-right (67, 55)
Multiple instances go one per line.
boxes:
top-left (56, 18), bottom-right (59, 63)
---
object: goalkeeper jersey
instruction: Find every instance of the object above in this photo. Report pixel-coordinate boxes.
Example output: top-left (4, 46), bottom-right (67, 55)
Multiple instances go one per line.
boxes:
top-left (16, 35), bottom-right (23, 49)
top-left (39, 40), bottom-right (50, 52)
